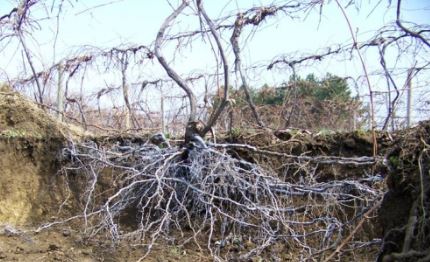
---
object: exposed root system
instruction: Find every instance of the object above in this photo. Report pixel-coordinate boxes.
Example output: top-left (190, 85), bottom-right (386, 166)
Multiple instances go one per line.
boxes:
top-left (54, 139), bottom-right (384, 261)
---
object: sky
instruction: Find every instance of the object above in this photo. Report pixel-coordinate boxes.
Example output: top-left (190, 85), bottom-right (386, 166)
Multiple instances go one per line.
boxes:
top-left (0, 0), bottom-right (429, 126)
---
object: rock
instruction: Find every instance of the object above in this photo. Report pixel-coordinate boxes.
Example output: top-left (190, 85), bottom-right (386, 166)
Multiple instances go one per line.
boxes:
top-left (62, 229), bottom-right (71, 237)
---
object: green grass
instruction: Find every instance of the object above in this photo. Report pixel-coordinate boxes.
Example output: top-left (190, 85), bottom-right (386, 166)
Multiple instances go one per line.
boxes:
top-left (0, 128), bottom-right (42, 139)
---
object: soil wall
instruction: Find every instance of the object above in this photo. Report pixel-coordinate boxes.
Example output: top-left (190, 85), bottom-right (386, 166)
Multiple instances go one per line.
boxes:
top-left (0, 87), bottom-right (73, 225)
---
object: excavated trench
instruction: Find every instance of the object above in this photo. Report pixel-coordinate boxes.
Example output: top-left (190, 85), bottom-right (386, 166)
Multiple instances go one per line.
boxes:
top-left (0, 87), bottom-right (428, 261)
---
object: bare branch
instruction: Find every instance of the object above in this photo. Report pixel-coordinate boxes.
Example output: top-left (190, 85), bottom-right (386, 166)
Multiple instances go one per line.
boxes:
top-left (396, 0), bottom-right (430, 49)
top-left (334, 0), bottom-right (377, 156)
top-left (197, 0), bottom-right (230, 136)
top-left (230, 11), bottom-right (265, 127)
top-left (154, 0), bottom-right (197, 124)
top-left (267, 46), bottom-right (343, 70)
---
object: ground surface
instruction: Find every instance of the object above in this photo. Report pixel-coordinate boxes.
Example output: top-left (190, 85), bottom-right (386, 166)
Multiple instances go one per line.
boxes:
top-left (0, 225), bottom-right (208, 261)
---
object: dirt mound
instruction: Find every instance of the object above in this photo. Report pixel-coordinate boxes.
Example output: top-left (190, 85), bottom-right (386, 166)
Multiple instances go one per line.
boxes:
top-left (0, 85), bottom-right (85, 139)
top-left (0, 86), bottom-right (74, 225)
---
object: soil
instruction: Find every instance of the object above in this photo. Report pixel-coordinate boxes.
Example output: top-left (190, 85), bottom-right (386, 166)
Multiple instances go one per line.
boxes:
top-left (0, 87), bottom-right (69, 225)
top-left (0, 225), bottom-right (207, 262)
top-left (377, 121), bottom-right (430, 261)
top-left (0, 86), bottom-right (428, 261)
top-left (0, 88), bottom-right (207, 261)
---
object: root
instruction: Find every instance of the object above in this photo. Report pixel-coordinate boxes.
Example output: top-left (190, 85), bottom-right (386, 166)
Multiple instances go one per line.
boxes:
top-left (55, 139), bottom-right (384, 260)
